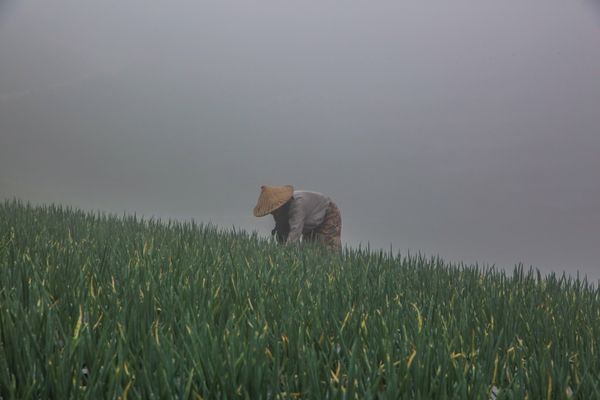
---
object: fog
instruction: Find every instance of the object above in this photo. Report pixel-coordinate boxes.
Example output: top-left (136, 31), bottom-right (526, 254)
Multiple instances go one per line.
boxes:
top-left (1, 0), bottom-right (599, 282)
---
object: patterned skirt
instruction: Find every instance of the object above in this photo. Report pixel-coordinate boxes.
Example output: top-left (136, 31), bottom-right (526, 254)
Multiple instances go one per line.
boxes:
top-left (305, 201), bottom-right (342, 251)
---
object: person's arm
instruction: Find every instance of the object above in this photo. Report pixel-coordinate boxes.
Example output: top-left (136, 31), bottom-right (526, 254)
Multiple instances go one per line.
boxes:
top-left (271, 203), bottom-right (291, 244)
top-left (286, 200), bottom-right (305, 244)
top-left (272, 221), bottom-right (289, 243)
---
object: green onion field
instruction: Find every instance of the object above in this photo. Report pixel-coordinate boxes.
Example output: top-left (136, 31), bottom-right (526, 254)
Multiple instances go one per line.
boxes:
top-left (1, 200), bottom-right (599, 399)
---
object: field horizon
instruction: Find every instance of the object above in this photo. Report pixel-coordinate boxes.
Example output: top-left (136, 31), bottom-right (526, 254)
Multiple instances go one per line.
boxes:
top-left (1, 199), bottom-right (599, 399)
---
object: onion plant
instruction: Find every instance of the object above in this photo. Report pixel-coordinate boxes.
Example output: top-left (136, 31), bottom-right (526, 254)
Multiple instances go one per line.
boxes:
top-left (0, 200), bottom-right (598, 399)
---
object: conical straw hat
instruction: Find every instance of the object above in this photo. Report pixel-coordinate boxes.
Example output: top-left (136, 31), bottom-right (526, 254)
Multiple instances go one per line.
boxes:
top-left (253, 185), bottom-right (294, 217)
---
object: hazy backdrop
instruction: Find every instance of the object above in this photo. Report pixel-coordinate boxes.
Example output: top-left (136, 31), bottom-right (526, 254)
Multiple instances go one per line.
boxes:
top-left (1, 0), bottom-right (599, 282)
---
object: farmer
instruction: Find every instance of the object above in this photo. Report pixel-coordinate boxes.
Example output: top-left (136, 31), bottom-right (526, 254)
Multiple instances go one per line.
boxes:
top-left (253, 185), bottom-right (342, 251)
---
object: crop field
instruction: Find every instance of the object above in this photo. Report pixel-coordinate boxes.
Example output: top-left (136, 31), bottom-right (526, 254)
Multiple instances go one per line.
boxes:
top-left (1, 200), bottom-right (599, 399)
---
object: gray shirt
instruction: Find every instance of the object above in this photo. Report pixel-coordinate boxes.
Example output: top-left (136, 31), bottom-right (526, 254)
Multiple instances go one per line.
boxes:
top-left (287, 190), bottom-right (331, 243)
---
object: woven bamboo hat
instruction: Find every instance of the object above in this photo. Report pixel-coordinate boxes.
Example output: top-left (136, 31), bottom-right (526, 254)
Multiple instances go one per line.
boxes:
top-left (253, 185), bottom-right (294, 217)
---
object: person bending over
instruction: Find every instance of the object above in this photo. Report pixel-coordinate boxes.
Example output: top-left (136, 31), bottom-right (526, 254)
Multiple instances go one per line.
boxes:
top-left (253, 185), bottom-right (342, 251)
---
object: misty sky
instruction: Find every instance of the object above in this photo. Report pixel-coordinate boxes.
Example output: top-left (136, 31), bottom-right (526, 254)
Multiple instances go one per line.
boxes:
top-left (1, 0), bottom-right (599, 282)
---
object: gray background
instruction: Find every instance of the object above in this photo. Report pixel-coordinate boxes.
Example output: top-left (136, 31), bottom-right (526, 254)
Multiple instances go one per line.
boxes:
top-left (1, 0), bottom-right (599, 282)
